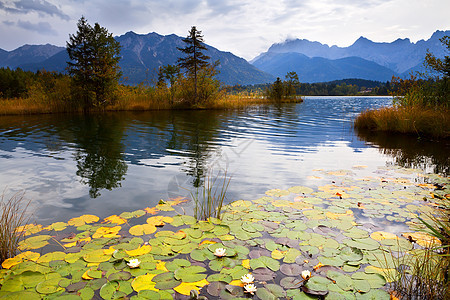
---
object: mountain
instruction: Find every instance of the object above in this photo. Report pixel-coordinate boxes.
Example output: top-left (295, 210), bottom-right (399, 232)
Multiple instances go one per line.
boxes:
top-left (252, 52), bottom-right (397, 83)
top-left (0, 44), bottom-right (64, 69)
top-left (254, 30), bottom-right (449, 77)
top-left (0, 32), bottom-right (274, 86)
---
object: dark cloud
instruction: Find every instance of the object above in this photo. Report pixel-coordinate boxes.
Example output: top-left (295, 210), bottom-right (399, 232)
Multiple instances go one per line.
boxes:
top-left (17, 20), bottom-right (57, 35)
top-left (0, 0), bottom-right (70, 20)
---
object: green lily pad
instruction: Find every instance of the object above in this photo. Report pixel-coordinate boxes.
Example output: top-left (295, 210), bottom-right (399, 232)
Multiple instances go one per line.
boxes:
top-left (344, 238), bottom-right (380, 251)
top-left (304, 275), bottom-right (332, 293)
top-left (107, 271), bottom-right (132, 282)
top-left (256, 284), bottom-right (286, 299)
top-left (280, 277), bottom-right (302, 289)
top-left (207, 273), bottom-right (232, 283)
top-left (165, 259), bottom-right (190, 272)
top-left (250, 256), bottom-right (280, 271)
top-left (339, 247), bottom-right (363, 262)
top-left (99, 281), bottom-right (119, 299)
top-left (35, 278), bottom-right (64, 294)
top-left (152, 272), bottom-right (181, 289)
top-left (174, 266), bottom-right (207, 283)
top-left (351, 272), bottom-right (386, 289)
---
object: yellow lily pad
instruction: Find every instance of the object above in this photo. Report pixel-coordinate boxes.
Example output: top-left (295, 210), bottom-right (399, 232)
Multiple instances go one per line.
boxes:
top-left (92, 226), bottom-right (121, 238)
top-left (131, 273), bottom-right (158, 292)
top-left (68, 214), bottom-right (99, 227)
top-left (18, 235), bottom-right (52, 250)
top-left (173, 279), bottom-right (209, 296)
top-left (129, 224), bottom-right (157, 236)
top-left (126, 245), bottom-right (152, 256)
top-left (103, 215), bottom-right (127, 225)
top-left (83, 249), bottom-right (112, 263)
top-left (370, 231), bottom-right (399, 241)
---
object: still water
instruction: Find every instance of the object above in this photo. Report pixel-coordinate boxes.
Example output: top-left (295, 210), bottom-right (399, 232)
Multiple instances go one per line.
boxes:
top-left (0, 97), bottom-right (448, 225)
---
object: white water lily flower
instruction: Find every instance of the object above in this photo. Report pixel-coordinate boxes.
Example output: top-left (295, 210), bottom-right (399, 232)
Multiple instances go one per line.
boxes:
top-left (301, 270), bottom-right (311, 280)
top-left (241, 273), bottom-right (255, 284)
top-left (244, 283), bottom-right (257, 295)
top-left (127, 258), bottom-right (141, 268)
top-left (214, 247), bottom-right (226, 257)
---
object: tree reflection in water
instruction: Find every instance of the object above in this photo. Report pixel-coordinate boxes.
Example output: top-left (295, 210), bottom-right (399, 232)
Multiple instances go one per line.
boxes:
top-left (70, 115), bottom-right (128, 198)
top-left (356, 129), bottom-right (449, 175)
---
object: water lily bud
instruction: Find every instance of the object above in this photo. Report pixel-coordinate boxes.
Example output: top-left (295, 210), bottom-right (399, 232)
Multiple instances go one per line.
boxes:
top-left (301, 270), bottom-right (311, 280)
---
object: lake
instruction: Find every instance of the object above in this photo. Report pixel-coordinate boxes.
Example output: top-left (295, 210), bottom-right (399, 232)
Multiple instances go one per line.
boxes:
top-left (0, 96), bottom-right (448, 225)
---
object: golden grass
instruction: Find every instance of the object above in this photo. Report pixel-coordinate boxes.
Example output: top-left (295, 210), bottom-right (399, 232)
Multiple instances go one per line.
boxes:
top-left (0, 93), bottom-right (304, 115)
top-left (0, 191), bottom-right (30, 264)
top-left (354, 106), bottom-right (450, 139)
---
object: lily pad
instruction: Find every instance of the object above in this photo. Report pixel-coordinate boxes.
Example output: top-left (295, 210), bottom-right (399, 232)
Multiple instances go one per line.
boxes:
top-left (152, 272), bottom-right (181, 289)
top-left (174, 266), bottom-right (207, 283)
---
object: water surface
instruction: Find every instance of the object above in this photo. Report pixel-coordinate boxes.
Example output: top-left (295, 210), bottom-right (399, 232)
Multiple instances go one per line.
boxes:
top-left (0, 96), bottom-right (448, 224)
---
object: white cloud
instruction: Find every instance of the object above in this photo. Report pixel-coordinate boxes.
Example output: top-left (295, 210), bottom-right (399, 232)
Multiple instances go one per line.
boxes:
top-left (0, 0), bottom-right (449, 59)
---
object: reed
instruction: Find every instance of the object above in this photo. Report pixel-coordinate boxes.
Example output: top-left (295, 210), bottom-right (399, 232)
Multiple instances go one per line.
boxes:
top-left (380, 197), bottom-right (450, 300)
top-left (354, 106), bottom-right (450, 139)
top-left (191, 169), bottom-right (231, 221)
top-left (0, 191), bottom-right (30, 264)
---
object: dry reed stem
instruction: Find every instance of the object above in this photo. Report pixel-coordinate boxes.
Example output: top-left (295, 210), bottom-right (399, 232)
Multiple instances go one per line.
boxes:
top-left (0, 190), bottom-right (30, 264)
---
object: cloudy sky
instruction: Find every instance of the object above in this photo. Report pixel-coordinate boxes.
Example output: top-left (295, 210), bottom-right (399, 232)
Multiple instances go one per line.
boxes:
top-left (0, 0), bottom-right (449, 60)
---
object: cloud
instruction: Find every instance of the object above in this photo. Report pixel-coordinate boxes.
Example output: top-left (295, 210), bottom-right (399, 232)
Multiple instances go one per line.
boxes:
top-left (0, 0), bottom-right (70, 20)
top-left (16, 20), bottom-right (57, 35)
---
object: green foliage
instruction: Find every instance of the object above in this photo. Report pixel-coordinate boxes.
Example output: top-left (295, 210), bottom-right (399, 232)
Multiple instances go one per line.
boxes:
top-left (66, 16), bottom-right (122, 110)
top-left (392, 35), bottom-right (450, 109)
top-left (177, 26), bottom-right (219, 105)
top-left (425, 36), bottom-right (450, 78)
top-left (0, 68), bottom-right (34, 98)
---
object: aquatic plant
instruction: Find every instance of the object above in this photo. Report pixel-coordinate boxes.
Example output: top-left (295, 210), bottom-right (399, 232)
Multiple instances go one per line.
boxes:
top-left (0, 166), bottom-right (447, 299)
top-left (191, 169), bottom-right (231, 221)
top-left (0, 191), bottom-right (30, 264)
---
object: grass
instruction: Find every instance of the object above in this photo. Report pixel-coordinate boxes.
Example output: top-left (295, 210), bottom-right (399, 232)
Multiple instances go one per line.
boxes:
top-left (0, 90), bottom-right (303, 116)
top-left (190, 169), bottom-right (231, 221)
top-left (354, 106), bottom-right (450, 139)
top-left (0, 191), bottom-right (30, 264)
top-left (381, 196), bottom-right (450, 300)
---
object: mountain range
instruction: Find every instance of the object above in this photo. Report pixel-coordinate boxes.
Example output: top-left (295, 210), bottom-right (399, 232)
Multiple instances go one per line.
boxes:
top-left (0, 30), bottom-right (448, 85)
top-left (251, 30), bottom-right (449, 83)
top-left (0, 31), bottom-right (274, 86)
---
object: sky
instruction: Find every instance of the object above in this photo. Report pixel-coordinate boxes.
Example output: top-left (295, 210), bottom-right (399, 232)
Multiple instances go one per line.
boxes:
top-left (0, 0), bottom-right (449, 60)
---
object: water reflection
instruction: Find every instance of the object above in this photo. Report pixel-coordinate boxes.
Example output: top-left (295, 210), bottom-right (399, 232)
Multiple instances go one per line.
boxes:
top-left (70, 115), bottom-right (128, 198)
top-left (356, 129), bottom-right (450, 175)
top-left (1, 97), bottom-right (448, 224)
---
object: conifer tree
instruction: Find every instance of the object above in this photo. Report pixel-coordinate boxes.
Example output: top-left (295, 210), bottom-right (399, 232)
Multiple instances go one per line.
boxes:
top-left (177, 26), bottom-right (210, 104)
top-left (66, 17), bottom-right (122, 110)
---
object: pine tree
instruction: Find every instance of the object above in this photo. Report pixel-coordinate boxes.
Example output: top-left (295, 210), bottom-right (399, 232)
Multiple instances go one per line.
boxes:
top-left (66, 17), bottom-right (122, 110)
top-left (177, 26), bottom-right (210, 104)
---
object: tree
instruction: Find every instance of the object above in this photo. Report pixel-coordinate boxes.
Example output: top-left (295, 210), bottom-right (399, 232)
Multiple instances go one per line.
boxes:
top-left (66, 17), bottom-right (122, 110)
top-left (268, 77), bottom-right (284, 101)
top-left (424, 36), bottom-right (450, 78)
top-left (177, 26), bottom-right (210, 104)
top-left (284, 71), bottom-right (300, 97)
top-left (158, 64), bottom-right (180, 105)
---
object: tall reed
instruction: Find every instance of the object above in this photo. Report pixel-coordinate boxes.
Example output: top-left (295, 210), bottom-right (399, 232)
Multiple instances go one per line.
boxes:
top-left (191, 169), bottom-right (231, 221)
top-left (0, 191), bottom-right (30, 264)
top-left (354, 106), bottom-right (450, 139)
